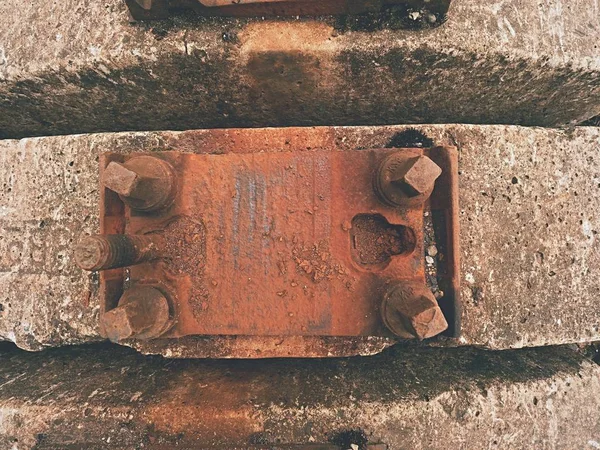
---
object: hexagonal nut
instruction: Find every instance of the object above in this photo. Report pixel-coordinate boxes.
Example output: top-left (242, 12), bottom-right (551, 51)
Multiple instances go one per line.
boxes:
top-left (381, 282), bottom-right (448, 340)
top-left (102, 156), bottom-right (177, 212)
top-left (102, 286), bottom-right (171, 342)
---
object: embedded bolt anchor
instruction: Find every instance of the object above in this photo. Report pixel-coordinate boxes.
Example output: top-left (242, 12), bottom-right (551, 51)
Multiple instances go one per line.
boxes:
top-left (103, 155), bottom-right (177, 212)
top-left (102, 286), bottom-right (171, 342)
top-left (381, 282), bottom-right (448, 340)
top-left (74, 234), bottom-right (165, 271)
top-left (375, 152), bottom-right (442, 207)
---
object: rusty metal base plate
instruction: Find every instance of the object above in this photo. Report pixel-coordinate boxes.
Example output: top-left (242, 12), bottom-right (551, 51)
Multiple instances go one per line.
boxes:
top-left (99, 140), bottom-right (459, 358)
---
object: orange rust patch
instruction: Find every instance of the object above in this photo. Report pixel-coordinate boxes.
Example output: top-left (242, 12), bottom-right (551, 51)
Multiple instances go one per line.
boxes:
top-left (239, 21), bottom-right (336, 54)
top-left (143, 373), bottom-right (262, 439)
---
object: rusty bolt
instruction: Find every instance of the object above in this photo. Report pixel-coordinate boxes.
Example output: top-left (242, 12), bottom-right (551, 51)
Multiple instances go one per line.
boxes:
top-left (103, 156), bottom-right (176, 212)
top-left (375, 152), bottom-right (442, 207)
top-left (74, 234), bottom-right (164, 271)
top-left (102, 286), bottom-right (171, 342)
top-left (381, 282), bottom-right (448, 340)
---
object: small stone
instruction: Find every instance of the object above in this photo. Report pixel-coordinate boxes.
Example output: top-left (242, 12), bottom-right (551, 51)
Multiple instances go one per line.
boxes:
top-left (426, 13), bottom-right (437, 23)
top-left (426, 256), bottom-right (435, 265)
top-left (427, 245), bottom-right (438, 257)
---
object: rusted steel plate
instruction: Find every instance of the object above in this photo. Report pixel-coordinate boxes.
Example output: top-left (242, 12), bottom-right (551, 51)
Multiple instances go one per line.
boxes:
top-left (81, 142), bottom-right (459, 358)
top-left (124, 0), bottom-right (451, 20)
top-left (131, 150), bottom-right (427, 337)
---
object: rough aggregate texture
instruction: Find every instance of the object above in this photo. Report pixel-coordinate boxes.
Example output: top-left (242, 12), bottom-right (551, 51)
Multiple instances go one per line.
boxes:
top-left (0, 343), bottom-right (599, 449)
top-left (1, 125), bottom-right (600, 352)
top-left (455, 125), bottom-right (600, 349)
top-left (0, 0), bottom-right (599, 138)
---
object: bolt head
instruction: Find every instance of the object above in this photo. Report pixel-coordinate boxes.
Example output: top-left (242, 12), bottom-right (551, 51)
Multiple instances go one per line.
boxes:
top-left (103, 305), bottom-right (138, 341)
top-left (398, 155), bottom-right (443, 197)
top-left (375, 152), bottom-right (442, 207)
top-left (381, 282), bottom-right (448, 340)
top-left (103, 162), bottom-right (141, 198)
top-left (102, 156), bottom-right (176, 212)
top-left (102, 286), bottom-right (171, 342)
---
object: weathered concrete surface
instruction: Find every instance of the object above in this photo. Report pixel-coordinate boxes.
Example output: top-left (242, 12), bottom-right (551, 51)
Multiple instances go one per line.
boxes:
top-left (1, 125), bottom-right (600, 352)
top-left (455, 125), bottom-right (600, 349)
top-left (0, 343), bottom-right (599, 449)
top-left (1, 0), bottom-right (600, 139)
